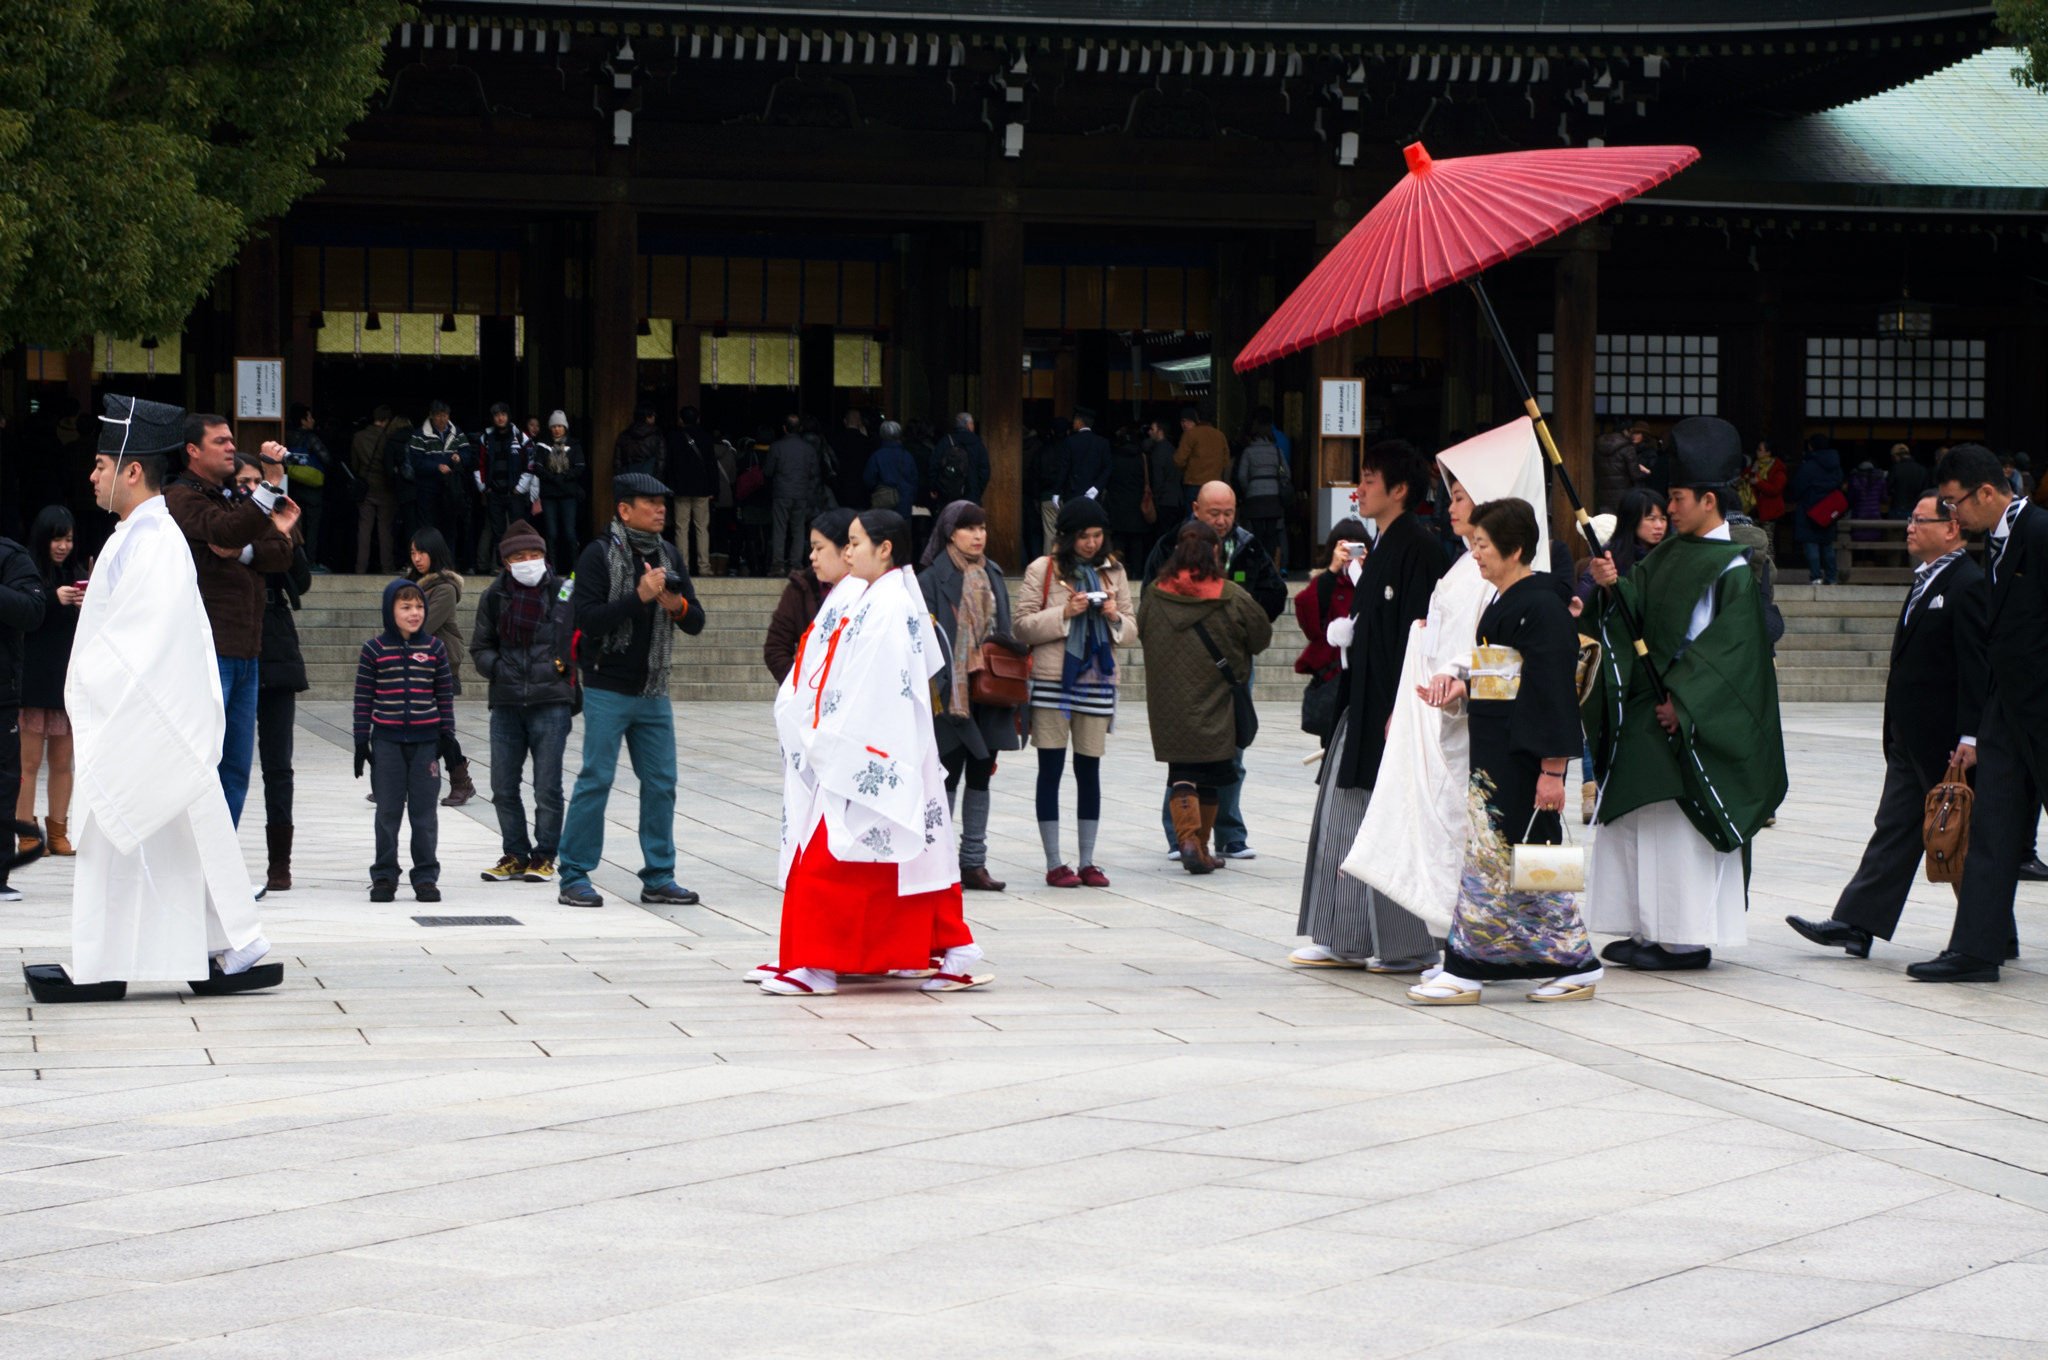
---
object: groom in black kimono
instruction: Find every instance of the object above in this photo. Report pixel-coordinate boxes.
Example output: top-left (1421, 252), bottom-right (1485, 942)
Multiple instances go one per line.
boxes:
top-left (1297, 439), bottom-right (1448, 969)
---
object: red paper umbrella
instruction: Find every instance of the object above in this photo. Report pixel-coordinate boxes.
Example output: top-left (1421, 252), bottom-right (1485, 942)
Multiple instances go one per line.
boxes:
top-left (1234, 141), bottom-right (1699, 372)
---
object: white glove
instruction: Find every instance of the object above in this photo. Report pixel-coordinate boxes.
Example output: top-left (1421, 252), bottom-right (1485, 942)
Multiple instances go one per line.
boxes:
top-left (1325, 617), bottom-right (1355, 650)
top-left (474, 471), bottom-right (485, 493)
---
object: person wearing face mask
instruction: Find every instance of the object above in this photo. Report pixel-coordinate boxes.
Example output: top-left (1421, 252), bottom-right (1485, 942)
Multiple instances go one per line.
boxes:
top-left (470, 520), bottom-right (579, 886)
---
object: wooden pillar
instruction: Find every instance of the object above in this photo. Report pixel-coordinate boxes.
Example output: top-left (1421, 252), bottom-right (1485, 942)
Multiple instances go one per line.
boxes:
top-left (1551, 241), bottom-right (1598, 546)
top-left (1211, 238), bottom-right (1251, 438)
top-left (233, 224), bottom-right (284, 447)
top-left (589, 199), bottom-right (638, 530)
top-left (979, 213), bottom-right (1024, 569)
top-left (675, 324), bottom-right (701, 417)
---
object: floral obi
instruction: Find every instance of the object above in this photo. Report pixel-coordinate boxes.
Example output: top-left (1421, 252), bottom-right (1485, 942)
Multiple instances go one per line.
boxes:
top-left (1469, 644), bottom-right (1523, 702)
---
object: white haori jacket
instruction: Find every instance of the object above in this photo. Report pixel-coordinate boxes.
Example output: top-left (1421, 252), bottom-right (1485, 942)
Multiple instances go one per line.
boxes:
top-left (775, 566), bottom-right (956, 895)
top-left (1340, 417), bottom-right (1553, 933)
top-left (65, 494), bottom-right (264, 983)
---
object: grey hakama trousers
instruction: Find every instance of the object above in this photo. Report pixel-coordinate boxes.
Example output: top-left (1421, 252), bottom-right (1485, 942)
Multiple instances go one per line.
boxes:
top-left (1297, 713), bottom-right (1437, 966)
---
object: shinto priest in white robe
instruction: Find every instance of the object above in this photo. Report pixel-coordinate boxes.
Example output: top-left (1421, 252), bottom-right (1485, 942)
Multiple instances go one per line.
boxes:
top-left (66, 494), bottom-right (265, 983)
top-left (1341, 417), bottom-right (1553, 933)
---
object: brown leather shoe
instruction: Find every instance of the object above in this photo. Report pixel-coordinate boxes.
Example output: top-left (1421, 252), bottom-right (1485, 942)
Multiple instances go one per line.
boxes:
top-left (44, 817), bottom-right (72, 856)
top-left (961, 866), bottom-right (1006, 891)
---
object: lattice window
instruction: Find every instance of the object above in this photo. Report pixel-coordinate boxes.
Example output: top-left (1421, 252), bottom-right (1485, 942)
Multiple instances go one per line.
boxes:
top-left (1536, 333), bottom-right (1718, 418)
top-left (1804, 337), bottom-right (1984, 422)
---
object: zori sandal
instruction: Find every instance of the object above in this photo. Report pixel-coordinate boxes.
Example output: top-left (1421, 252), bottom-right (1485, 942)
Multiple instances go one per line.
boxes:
top-left (759, 968), bottom-right (837, 996)
top-left (1407, 976), bottom-right (1482, 1005)
top-left (920, 971), bottom-right (992, 992)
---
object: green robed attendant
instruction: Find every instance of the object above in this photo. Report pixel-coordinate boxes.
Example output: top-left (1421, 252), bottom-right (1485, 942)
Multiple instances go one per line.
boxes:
top-left (1582, 416), bottom-right (1786, 972)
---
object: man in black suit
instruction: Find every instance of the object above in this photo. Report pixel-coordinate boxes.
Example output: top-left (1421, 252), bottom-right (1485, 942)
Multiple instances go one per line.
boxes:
top-left (1051, 407), bottom-right (1112, 508)
top-left (1787, 491), bottom-right (1985, 957)
top-left (1909, 444), bottom-right (2048, 983)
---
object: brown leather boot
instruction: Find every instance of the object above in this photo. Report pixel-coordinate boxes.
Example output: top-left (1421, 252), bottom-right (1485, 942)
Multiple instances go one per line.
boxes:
top-left (1197, 795), bottom-right (1223, 872)
top-left (44, 817), bottom-right (72, 856)
top-left (16, 819), bottom-right (41, 857)
top-left (1169, 785), bottom-right (1212, 875)
top-left (264, 824), bottom-right (293, 892)
top-left (441, 760), bottom-right (476, 808)
top-left (961, 866), bottom-right (1006, 892)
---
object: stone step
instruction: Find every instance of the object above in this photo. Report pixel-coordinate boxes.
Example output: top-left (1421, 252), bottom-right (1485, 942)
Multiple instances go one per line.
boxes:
top-left (1777, 684), bottom-right (1888, 702)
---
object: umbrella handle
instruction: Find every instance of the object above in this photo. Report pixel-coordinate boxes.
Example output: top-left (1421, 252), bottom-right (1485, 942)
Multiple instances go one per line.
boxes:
top-left (1466, 276), bottom-right (1666, 698)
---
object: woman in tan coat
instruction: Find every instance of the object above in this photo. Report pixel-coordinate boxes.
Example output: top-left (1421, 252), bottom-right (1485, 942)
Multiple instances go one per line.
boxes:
top-left (1139, 520), bottom-right (1273, 874)
top-left (1013, 498), bottom-right (1134, 887)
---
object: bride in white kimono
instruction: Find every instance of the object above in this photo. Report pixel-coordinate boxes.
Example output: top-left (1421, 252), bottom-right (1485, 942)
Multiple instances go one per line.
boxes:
top-left (57, 396), bottom-right (274, 994)
top-left (1339, 418), bottom-right (1553, 940)
top-left (760, 509), bottom-right (990, 997)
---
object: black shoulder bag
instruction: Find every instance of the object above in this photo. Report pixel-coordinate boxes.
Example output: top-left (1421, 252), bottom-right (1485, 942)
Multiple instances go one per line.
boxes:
top-left (1193, 621), bottom-right (1259, 750)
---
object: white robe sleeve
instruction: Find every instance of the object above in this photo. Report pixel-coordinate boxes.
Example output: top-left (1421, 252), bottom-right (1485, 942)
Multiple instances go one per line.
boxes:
top-left (66, 511), bottom-right (227, 856)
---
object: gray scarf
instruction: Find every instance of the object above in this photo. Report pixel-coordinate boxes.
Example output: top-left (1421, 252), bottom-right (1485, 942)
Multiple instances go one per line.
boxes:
top-left (603, 520), bottom-right (673, 695)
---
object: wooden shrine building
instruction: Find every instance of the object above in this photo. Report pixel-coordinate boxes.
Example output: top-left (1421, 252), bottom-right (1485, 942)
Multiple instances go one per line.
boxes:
top-left (12, 1), bottom-right (2045, 566)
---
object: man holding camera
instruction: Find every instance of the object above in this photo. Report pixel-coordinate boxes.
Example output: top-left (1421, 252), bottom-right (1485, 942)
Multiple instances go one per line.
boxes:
top-left (556, 473), bottom-right (707, 910)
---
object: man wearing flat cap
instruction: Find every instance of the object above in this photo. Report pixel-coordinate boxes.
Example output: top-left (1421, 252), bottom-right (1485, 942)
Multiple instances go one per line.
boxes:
top-left (555, 472), bottom-right (707, 910)
top-left (1584, 416), bottom-right (1787, 973)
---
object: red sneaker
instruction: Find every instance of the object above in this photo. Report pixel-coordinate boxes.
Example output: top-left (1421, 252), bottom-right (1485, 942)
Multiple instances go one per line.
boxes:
top-left (1044, 865), bottom-right (1083, 888)
top-left (1078, 866), bottom-right (1111, 888)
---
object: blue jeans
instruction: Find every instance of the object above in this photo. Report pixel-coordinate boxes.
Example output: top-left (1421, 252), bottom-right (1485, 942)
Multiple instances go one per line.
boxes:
top-left (558, 689), bottom-right (677, 890)
top-left (541, 498), bottom-right (580, 572)
top-left (1802, 539), bottom-right (1838, 584)
top-left (216, 656), bottom-right (260, 826)
top-left (490, 703), bottom-right (572, 861)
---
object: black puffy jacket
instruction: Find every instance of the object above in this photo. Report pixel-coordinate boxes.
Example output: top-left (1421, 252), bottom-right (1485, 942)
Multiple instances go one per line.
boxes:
top-left (258, 542), bottom-right (313, 693)
top-left (0, 538), bottom-right (47, 709)
top-left (470, 570), bottom-right (578, 710)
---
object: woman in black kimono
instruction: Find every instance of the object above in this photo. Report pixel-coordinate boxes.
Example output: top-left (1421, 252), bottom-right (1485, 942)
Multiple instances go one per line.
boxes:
top-left (1410, 498), bottom-right (1601, 1004)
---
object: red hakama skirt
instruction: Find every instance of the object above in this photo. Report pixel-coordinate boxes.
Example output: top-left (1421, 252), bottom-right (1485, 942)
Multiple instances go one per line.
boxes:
top-left (779, 824), bottom-right (970, 973)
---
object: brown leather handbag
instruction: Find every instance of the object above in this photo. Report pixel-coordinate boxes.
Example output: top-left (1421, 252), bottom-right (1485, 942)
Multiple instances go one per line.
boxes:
top-left (1923, 758), bottom-right (1974, 884)
top-left (969, 643), bottom-right (1030, 707)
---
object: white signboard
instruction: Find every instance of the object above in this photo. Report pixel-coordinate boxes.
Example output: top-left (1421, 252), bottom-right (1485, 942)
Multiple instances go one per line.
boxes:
top-left (1320, 378), bottom-right (1363, 437)
top-left (235, 358), bottom-right (283, 420)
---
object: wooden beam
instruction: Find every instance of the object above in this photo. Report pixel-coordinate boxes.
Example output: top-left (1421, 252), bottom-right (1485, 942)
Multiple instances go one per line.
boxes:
top-left (308, 166), bottom-right (1329, 229)
top-left (980, 213), bottom-right (1025, 570)
top-left (590, 199), bottom-right (637, 530)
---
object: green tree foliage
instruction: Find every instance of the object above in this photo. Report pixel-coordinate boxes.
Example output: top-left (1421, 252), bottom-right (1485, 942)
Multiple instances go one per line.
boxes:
top-left (0, 0), bottom-right (412, 350)
top-left (1999, 0), bottom-right (2048, 91)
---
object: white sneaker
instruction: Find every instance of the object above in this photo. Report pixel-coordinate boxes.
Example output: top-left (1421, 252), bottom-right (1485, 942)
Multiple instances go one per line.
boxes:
top-left (0, 885), bottom-right (22, 903)
top-left (1221, 845), bottom-right (1258, 860)
top-left (222, 935), bottom-right (270, 975)
top-left (1164, 848), bottom-right (1183, 860)
top-left (1288, 944), bottom-right (1371, 967)
top-left (760, 967), bottom-right (836, 996)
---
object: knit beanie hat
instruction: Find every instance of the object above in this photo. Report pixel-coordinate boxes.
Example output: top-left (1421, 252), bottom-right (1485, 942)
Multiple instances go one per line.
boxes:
top-left (498, 519), bottom-right (547, 563)
top-left (547, 410), bottom-right (569, 431)
top-left (1055, 495), bottom-right (1112, 538)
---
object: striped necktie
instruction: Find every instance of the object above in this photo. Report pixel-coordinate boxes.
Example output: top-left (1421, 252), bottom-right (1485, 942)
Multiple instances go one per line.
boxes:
top-left (1902, 553), bottom-right (1953, 623)
top-left (1987, 499), bottom-right (2025, 584)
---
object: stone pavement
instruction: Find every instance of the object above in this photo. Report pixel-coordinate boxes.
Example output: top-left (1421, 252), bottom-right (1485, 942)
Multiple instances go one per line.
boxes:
top-left (2, 698), bottom-right (2046, 1358)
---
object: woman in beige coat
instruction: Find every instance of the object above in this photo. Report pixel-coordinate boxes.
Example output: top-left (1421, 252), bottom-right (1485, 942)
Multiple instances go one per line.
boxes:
top-left (1012, 498), bottom-right (1134, 887)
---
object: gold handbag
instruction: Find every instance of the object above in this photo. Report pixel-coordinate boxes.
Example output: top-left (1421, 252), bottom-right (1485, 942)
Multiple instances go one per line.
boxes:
top-left (1510, 810), bottom-right (1585, 894)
